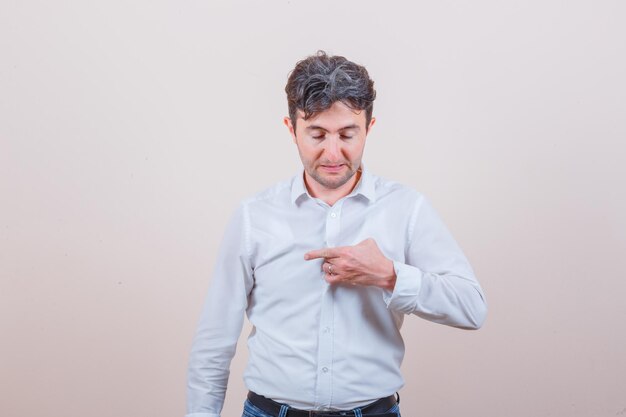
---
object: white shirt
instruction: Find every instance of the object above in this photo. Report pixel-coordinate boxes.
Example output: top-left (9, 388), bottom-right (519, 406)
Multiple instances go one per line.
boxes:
top-left (186, 167), bottom-right (487, 417)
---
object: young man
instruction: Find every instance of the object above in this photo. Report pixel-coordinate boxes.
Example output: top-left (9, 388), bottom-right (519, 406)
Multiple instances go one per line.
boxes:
top-left (186, 51), bottom-right (487, 417)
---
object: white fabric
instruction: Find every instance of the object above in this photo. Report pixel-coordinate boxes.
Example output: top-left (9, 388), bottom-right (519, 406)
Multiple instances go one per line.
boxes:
top-left (186, 167), bottom-right (487, 417)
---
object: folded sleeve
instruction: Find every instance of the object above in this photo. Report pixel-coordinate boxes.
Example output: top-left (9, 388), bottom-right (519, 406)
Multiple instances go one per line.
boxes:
top-left (186, 203), bottom-right (254, 417)
top-left (384, 194), bottom-right (487, 329)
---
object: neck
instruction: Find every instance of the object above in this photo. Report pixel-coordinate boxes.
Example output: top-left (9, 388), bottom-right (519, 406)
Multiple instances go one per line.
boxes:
top-left (304, 169), bottom-right (362, 206)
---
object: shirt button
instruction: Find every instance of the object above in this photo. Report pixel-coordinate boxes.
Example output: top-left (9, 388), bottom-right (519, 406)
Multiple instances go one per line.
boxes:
top-left (322, 367), bottom-right (329, 373)
top-left (323, 326), bottom-right (330, 333)
top-left (330, 212), bottom-right (337, 218)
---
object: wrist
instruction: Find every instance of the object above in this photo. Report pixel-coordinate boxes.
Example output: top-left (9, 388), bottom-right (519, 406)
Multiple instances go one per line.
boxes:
top-left (379, 259), bottom-right (396, 291)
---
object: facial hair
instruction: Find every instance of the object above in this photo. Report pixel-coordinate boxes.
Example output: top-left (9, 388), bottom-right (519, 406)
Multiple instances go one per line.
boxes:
top-left (306, 161), bottom-right (360, 190)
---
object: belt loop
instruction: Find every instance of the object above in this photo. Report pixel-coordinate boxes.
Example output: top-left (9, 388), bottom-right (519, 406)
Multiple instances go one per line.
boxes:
top-left (278, 404), bottom-right (289, 417)
top-left (354, 408), bottom-right (363, 417)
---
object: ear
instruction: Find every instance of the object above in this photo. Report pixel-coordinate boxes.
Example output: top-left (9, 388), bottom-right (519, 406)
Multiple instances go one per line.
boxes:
top-left (283, 116), bottom-right (297, 143)
top-left (366, 116), bottom-right (376, 133)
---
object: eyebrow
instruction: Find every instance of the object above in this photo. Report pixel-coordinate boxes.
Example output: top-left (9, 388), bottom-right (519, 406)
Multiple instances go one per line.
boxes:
top-left (305, 124), bottom-right (361, 132)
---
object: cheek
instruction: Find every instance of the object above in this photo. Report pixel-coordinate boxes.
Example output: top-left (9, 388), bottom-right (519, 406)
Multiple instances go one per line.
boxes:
top-left (298, 143), bottom-right (322, 162)
top-left (343, 141), bottom-right (365, 158)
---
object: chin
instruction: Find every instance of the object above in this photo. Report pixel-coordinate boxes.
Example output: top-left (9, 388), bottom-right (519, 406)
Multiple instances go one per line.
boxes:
top-left (318, 172), bottom-right (356, 189)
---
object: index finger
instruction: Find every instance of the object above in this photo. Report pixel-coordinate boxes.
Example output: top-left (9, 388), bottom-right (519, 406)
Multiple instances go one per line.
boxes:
top-left (304, 247), bottom-right (341, 261)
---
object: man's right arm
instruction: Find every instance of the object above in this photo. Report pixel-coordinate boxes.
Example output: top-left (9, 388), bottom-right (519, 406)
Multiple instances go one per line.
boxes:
top-left (186, 203), bottom-right (254, 417)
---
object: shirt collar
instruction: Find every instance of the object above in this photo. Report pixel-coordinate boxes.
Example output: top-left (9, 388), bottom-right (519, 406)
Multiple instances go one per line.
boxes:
top-left (290, 164), bottom-right (376, 205)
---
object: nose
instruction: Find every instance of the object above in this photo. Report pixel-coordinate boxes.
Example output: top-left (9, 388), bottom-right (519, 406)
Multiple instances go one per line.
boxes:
top-left (323, 137), bottom-right (342, 162)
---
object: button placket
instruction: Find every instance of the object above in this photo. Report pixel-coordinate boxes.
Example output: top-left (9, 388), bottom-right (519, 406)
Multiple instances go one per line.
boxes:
top-left (313, 286), bottom-right (334, 408)
top-left (325, 202), bottom-right (342, 248)
top-left (314, 202), bottom-right (343, 409)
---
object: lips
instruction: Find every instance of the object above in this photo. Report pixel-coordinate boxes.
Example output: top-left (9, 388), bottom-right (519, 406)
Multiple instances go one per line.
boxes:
top-left (320, 164), bottom-right (345, 173)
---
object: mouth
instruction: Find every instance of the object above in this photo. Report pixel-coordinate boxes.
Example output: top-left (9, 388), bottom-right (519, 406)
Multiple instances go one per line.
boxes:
top-left (320, 164), bottom-right (345, 173)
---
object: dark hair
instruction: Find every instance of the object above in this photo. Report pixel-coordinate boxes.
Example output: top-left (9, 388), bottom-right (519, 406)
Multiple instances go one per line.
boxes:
top-left (285, 50), bottom-right (376, 131)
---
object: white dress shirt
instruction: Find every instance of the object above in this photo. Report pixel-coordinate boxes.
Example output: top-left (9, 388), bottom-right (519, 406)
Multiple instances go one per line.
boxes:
top-left (186, 167), bottom-right (487, 417)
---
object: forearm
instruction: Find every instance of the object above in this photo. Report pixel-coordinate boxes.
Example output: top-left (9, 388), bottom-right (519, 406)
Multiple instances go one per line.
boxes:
top-left (385, 261), bottom-right (487, 329)
top-left (186, 288), bottom-right (246, 415)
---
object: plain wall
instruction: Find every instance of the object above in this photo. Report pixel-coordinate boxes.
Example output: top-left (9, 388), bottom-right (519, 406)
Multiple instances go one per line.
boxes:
top-left (1, 1), bottom-right (625, 416)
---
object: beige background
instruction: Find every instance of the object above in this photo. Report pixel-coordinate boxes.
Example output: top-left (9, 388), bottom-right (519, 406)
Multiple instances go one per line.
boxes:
top-left (1, 1), bottom-right (625, 416)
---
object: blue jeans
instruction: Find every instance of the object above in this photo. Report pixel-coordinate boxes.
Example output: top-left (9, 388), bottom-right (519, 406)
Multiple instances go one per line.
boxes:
top-left (242, 399), bottom-right (401, 417)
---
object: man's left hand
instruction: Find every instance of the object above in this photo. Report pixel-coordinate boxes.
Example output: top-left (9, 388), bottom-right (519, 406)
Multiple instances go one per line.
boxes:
top-left (304, 238), bottom-right (397, 290)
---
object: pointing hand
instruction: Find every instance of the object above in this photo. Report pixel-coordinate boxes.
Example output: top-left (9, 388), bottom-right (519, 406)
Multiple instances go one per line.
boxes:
top-left (304, 238), bottom-right (396, 290)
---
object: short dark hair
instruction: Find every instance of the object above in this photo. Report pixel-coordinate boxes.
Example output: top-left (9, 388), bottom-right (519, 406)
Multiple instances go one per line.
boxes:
top-left (285, 50), bottom-right (376, 131)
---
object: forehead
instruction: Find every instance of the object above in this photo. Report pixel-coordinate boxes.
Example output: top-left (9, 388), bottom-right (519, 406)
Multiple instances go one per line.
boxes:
top-left (297, 101), bottom-right (366, 131)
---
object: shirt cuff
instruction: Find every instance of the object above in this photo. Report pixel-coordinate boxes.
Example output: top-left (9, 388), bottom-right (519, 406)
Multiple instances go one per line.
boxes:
top-left (185, 413), bottom-right (220, 417)
top-left (382, 261), bottom-right (423, 314)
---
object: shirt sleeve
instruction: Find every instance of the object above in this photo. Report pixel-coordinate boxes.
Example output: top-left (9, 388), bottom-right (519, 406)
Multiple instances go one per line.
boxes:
top-left (383, 194), bottom-right (487, 329)
top-left (186, 203), bottom-right (254, 417)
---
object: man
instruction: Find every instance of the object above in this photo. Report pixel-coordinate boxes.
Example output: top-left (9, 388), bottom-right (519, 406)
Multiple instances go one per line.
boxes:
top-left (186, 50), bottom-right (487, 417)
